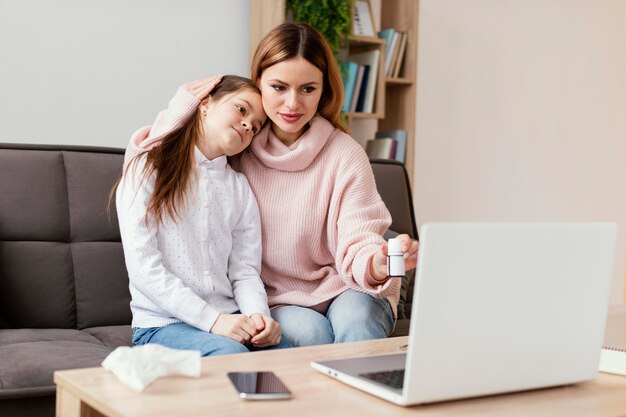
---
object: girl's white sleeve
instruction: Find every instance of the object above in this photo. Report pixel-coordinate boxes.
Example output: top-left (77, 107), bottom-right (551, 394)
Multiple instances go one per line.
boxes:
top-left (116, 159), bottom-right (221, 332)
top-left (228, 179), bottom-right (271, 317)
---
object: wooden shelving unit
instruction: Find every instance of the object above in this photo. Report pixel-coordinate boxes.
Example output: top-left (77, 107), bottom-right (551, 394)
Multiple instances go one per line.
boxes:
top-left (249, 0), bottom-right (419, 183)
top-left (379, 0), bottom-right (419, 183)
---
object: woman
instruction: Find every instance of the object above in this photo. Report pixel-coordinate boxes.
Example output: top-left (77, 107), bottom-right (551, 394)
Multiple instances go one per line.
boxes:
top-left (117, 75), bottom-right (291, 356)
top-left (127, 23), bottom-right (419, 347)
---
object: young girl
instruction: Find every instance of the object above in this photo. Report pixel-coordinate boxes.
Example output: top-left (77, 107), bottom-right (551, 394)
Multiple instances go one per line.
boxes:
top-left (116, 75), bottom-right (291, 356)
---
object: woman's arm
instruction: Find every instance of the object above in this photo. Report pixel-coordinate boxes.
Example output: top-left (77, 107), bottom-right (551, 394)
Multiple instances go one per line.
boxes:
top-left (150, 77), bottom-right (223, 139)
top-left (332, 141), bottom-right (415, 295)
top-left (124, 76), bottom-right (222, 171)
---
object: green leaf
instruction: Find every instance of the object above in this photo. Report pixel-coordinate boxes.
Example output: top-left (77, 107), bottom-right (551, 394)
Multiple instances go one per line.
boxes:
top-left (286, 0), bottom-right (353, 58)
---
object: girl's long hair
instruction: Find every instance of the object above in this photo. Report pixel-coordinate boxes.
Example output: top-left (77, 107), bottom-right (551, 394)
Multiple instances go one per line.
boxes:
top-left (251, 22), bottom-right (346, 132)
top-left (110, 75), bottom-right (258, 226)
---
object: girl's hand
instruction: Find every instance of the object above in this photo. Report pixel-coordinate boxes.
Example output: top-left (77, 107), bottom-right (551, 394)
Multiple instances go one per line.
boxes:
top-left (370, 234), bottom-right (419, 282)
top-left (250, 314), bottom-right (282, 348)
top-left (182, 75), bottom-right (223, 100)
top-left (210, 313), bottom-right (259, 344)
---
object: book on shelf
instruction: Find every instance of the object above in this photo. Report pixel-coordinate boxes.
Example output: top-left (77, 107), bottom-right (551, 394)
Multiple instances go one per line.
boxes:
top-left (340, 61), bottom-right (359, 112)
top-left (386, 31), bottom-right (401, 76)
top-left (378, 28), bottom-right (395, 76)
top-left (355, 64), bottom-right (370, 113)
top-left (375, 130), bottom-right (407, 163)
top-left (391, 32), bottom-right (408, 78)
top-left (348, 49), bottom-right (380, 114)
top-left (365, 138), bottom-right (396, 160)
top-left (379, 29), bottom-right (409, 79)
top-left (352, 0), bottom-right (375, 37)
top-left (350, 64), bottom-right (365, 112)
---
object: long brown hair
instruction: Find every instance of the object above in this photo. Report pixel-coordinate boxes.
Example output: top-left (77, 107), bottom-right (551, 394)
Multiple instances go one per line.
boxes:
top-left (111, 75), bottom-right (259, 226)
top-left (251, 22), bottom-right (346, 132)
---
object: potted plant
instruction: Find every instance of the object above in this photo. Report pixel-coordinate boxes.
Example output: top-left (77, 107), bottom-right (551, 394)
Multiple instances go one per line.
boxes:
top-left (286, 0), bottom-right (352, 57)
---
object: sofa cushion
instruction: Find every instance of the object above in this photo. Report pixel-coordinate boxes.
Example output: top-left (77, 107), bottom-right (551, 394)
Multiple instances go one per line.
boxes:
top-left (371, 160), bottom-right (417, 239)
top-left (0, 329), bottom-right (112, 400)
top-left (0, 242), bottom-right (76, 328)
top-left (0, 149), bottom-right (70, 242)
top-left (63, 150), bottom-right (122, 242)
top-left (73, 242), bottom-right (131, 329)
top-left (82, 325), bottom-right (132, 348)
top-left (0, 329), bottom-right (101, 346)
top-left (0, 145), bottom-right (130, 330)
top-left (389, 318), bottom-right (410, 338)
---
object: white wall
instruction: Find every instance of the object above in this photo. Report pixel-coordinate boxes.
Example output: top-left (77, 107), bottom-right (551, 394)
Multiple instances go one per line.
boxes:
top-left (0, 0), bottom-right (250, 148)
top-left (414, 0), bottom-right (626, 304)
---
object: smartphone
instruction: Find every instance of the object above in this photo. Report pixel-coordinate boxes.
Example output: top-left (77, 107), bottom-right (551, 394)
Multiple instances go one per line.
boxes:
top-left (227, 371), bottom-right (291, 400)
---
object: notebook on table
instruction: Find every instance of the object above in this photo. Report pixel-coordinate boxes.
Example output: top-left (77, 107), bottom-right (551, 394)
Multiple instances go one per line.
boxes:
top-left (311, 222), bottom-right (618, 406)
top-left (600, 311), bottom-right (626, 376)
top-left (600, 347), bottom-right (626, 376)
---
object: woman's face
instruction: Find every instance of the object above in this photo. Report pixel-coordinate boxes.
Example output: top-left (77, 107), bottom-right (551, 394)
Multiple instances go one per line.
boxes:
top-left (200, 89), bottom-right (266, 159)
top-left (258, 56), bottom-right (324, 145)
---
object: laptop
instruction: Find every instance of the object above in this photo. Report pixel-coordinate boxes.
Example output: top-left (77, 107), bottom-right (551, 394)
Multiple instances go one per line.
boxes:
top-left (311, 223), bottom-right (618, 406)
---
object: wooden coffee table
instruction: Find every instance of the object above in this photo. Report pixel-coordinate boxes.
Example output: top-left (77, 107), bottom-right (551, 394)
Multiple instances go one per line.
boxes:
top-left (55, 312), bottom-right (626, 417)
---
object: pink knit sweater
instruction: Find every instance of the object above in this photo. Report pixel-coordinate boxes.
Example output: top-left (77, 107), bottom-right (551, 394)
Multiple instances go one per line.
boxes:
top-left (232, 116), bottom-right (400, 317)
top-left (125, 88), bottom-right (400, 317)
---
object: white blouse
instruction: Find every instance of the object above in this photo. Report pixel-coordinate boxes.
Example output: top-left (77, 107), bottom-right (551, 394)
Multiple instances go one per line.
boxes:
top-left (116, 147), bottom-right (269, 332)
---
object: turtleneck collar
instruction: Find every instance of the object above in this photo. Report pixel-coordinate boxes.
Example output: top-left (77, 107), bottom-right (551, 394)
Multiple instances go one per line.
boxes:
top-left (249, 114), bottom-right (337, 172)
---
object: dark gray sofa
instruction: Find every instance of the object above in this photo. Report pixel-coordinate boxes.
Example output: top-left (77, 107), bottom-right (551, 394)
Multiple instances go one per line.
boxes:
top-left (0, 143), bottom-right (417, 417)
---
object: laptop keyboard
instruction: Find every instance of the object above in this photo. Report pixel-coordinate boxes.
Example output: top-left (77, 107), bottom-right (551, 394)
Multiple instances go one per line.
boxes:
top-left (359, 369), bottom-right (405, 389)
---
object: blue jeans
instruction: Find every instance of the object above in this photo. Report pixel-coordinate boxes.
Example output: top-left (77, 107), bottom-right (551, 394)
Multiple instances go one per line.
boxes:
top-left (132, 322), bottom-right (294, 357)
top-left (271, 290), bottom-right (394, 347)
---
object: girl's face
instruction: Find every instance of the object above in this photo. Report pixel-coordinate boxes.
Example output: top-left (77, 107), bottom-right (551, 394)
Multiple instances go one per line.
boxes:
top-left (200, 89), bottom-right (266, 159)
top-left (258, 56), bottom-right (324, 145)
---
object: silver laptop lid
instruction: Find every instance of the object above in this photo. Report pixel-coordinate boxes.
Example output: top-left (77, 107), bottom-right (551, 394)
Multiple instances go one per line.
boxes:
top-left (404, 222), bottom-right (617, 404)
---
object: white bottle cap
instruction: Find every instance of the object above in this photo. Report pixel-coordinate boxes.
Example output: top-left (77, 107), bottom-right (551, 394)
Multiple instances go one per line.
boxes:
top-left (388, 238), bottom-right (403, 255)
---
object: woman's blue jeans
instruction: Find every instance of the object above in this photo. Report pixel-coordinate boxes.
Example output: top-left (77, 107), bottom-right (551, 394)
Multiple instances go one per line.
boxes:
top-left (271, 289), bottom-right (394, 347)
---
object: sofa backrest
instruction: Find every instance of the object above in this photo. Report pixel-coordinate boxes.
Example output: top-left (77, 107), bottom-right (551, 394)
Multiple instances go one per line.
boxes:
top-left (0, 144), bottom-right (131, 329)
top-left (0, 145), bottom-right (417, 328)
top-left (370, 159), bottom-right (418, 240)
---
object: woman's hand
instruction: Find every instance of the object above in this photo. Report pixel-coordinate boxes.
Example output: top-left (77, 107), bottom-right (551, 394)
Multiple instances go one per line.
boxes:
top-left (210, 313), bottom-right (259, 344)
top-left (250, 314), bottom-right (282, 348)
top-left (370, 234), bottom-right (419, 282)
top-left (182, 75), bottom-right (223, 100)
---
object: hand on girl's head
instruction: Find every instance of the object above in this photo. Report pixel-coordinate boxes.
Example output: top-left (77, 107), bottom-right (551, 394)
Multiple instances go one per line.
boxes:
top-left (183, 75), bottom-right (223, 100)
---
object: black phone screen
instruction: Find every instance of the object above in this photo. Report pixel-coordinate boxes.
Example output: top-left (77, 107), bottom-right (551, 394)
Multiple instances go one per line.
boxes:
top-left (227, 371), bottom-right (291, 400)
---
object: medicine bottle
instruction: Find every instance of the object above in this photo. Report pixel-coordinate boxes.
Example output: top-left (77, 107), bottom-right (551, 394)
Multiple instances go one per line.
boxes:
top-left (387, 238), bottom-right (405, 278)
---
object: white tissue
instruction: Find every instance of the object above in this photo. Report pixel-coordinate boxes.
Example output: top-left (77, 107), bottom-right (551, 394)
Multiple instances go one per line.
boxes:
top-left (101, 344), bottom-right (201, 392)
